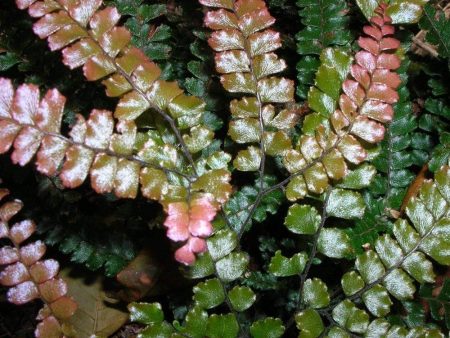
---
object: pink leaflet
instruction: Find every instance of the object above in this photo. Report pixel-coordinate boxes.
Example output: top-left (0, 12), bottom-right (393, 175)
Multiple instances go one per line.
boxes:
top-left (89, 7), bottom-right (121, 39)
top-left (36, 135), bottom-right (68, 176)
top-left (363, 25), bottom-right (382, 41)
top-left (20, 240), bottom-right (46, 266)
top-left (38, 278), bottom-right (67, 302)
top-left (164, 202), bottom-right (190, 242)
top-left (338, 135), bottom-right (367, 164)
top-left (379, 37), bottom-right (400, 51)
top-left (33, 12), bottom-right (71, 39)
top-left (238, 8), bottom-right (275, 36)
top-left (367, 83), bottom-right (399, 104)
top-left (69, 114), bottom-right (86, 143)
top-left (49, 296), bottom-right (78, 319)
top-left (85, 110), bottom-right (114, 149)
top-left (342, 80), bottom-right (365, 106)
top-left (248, 29), bottom-right (281, 57)
top-left (59, 145), bottom-right (94, 188)
top-left (29, 259), bottom-right (60, 283)
top-left (370, 15), bottom-right (384, 28)
top-left (339, 94), bottom-right (358, 116)
top-left (28, 1), bottom-right (60, 18)
top-left (188, 237), bottom-right (207, 253)
top-left (208, 29), bottom-right (245, 52)
top-left (215, 50), bottom-right (250, 74)
top-left (377, 53), bottom-right (401, 70)
top-left (189, 219), bottom-right (213, 238)
top-left (15, 0), bottom-right (38, 10)
top-left (0, 200), bottom-right (23, 223)
top-left (0, 120), bottom-right (21, 154)
top-left (381, 25), bottom-right (395, 36)
top-left (350, 64), bottom-right (370, 90)
top-left (0, 262), bottom-right (30, 286)
top-left (7, 281), bottom-right (39, 305)
top-left (360, 100), bottom-right (394, 123)
top-left (352, 116), bottom-right (385, 143)
top-left (355, 51), bottom-right (377, 73)
top-left (372, 69), bottom-right (401, 89)
top-left (331, 109), bottom-right (350, 133)
top-left (90, 153), bottom-right (117, 194)
top-left (204, 9), bottom-right (239, 30)
top-left (35, 89), bottom-right (66, 133)
top-left (113, 159), bottom-right (139, 199)
top-left (34, 316), bottom-right (62, 338)
top-left (47, 24), bottom-right (87, 51)
top-left (62, 38), bottom-right (100, 69)
top-left (199, 0), bottom-right (234, 10)
top-left (358, 36), bottom-right (379, 55)
top-left (0, 246), bottom-right (19, 265)
top-left (99, 26), bottom-right (131, 58)
top-left (174, 244), bottom-right (196, 265)
top-left (0, 222), bottom-right (8, 239)
top-left (0, 78), bottom-right (14, 118)
top-left (11, 126), bottom-right (43, 166)
top-left (68, 0), bottom-right (102, 27)
top-left (11, 83), bottom-right (40, 125)
top-left (10, 219), bottom-right (35, 244)
top-left (234, 0), bottom-right (267, 17)
top-left (190, 197), bottom-right (217, 221)
top-left (83, 54), bottom-right (116, 81)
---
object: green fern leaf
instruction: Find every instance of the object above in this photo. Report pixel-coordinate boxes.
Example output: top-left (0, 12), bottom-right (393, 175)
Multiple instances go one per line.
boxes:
top-left (295, 0), bottom-right (352, 98)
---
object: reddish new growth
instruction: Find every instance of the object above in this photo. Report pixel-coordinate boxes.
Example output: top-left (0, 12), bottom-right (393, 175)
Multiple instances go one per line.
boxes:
top-left (333, 3), bottom-right (401, 145)
top-left (0, 189), bottom-right (77, 337)
top-left (164, 197), bottom-right (217, 265)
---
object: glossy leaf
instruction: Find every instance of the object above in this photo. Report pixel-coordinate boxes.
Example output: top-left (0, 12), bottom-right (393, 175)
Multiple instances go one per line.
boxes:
top-left (206, 313), bottom-right (239, 338)
top-left (303, 278), bottom-right (330, 308)
top-left (193, 278), bottom-right (225, 309)
top-left (228, 286), bottom-right (256, 312)
top-left (128, 302), bottom-right (164, 325)
top-left (326, 189), bottom-right (365, 219)
top-left (284, 204), bottom-right (321, 235)
top-left (387, 0), bottom-right (429, 24)
top-left (268, 250), bottom-right (307, 277)
top-left (250, 317), bottom-right (285, 338)
top-left (318, 228), bottom-right (352, 258)
top-left (295, 309), bottom-right (324, 338)
top-left (215, 252), bottom-right (249, 282)
top-left (207, 229), bottom-right (238, 261)
top-left (0, 192), bottom-right (76, 336)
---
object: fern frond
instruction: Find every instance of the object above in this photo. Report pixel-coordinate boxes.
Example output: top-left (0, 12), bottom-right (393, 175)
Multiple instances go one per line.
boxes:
top-left (15, 0), bottom-right (216, 173)
top-left (0, 188), bottom-right (77, 337)
top-left (330, 165), bottom-right (450, 335)
top-left (346, 58), bottom-right (430, 253)
top-left (284, 167), bottom-right (450, 336)
top-left (284, 3), bottom-right (400, 201)
top-left (0, 78), bottom-right (176, 199)
top-left (200, 0), bottom-right (299, 173)
top-left (295, 0), bottom-right (352, 98)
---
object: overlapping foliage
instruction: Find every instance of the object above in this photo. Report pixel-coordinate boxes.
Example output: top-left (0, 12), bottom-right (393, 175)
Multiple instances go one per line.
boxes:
top-left (0, 188), bottom-right (77, 337)
top-left (1, 0), bottom-right (450, 337)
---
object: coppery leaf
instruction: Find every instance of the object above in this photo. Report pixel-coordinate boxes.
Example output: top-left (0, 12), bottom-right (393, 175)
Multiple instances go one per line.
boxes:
top-left (10, 219), bottom-right (35, 244)
top-left (29, 259), bottom-right (60, 283)
top-left (20, 240), bottom-right (46, 266)
top-left (38, 277), bottom-right (68, 302)
top-left (7, 281), bottom-right (39, 304)
top-left (0, 262), bottom-right (30, 286)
